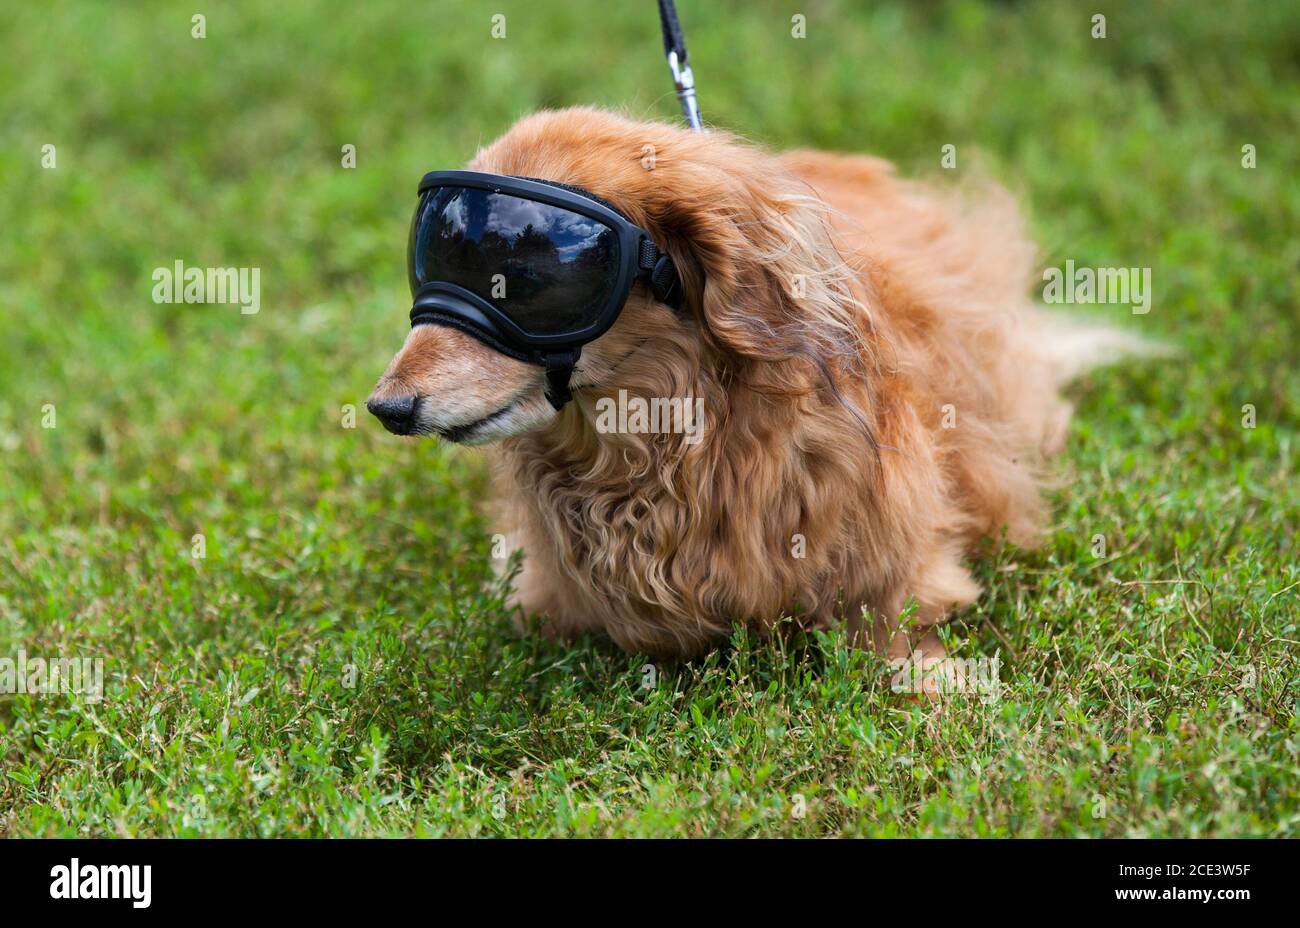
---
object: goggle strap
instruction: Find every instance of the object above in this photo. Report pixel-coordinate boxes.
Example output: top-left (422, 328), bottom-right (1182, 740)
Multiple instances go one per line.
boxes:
top-left (542, 348), bottom-right (582, 411)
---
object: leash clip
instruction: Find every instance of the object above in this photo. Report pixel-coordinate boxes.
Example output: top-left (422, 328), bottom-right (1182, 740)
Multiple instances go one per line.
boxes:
top-left (658, 0), bottom-right (703, 131)
top-left (666, 49), bottom-right (702, 130)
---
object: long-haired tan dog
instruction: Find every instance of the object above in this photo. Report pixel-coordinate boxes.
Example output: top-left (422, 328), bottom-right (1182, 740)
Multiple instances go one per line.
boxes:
top-left (370, 107), bottom-right (1140, 676)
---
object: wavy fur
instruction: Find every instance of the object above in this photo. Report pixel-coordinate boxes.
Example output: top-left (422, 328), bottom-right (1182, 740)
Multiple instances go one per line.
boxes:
top-left (371, 107), bottom-right (1135, 666)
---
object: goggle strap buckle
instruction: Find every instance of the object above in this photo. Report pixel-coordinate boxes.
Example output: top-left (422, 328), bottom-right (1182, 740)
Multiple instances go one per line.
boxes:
top-left (541, 348), bottom-right (582, 411)
top-left (638, 239), bottom-right (684, 309)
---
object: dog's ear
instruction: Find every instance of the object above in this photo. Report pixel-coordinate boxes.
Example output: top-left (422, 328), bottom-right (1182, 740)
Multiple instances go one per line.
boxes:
top-left (665, 171), bottom-right (869, 386)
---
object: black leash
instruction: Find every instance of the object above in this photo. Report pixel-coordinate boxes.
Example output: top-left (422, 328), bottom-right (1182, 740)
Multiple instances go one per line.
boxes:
top-left (657, 0), bottom-right (702, 130)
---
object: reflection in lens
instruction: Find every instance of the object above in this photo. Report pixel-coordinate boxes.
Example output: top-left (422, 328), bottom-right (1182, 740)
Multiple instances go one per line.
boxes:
top-left (409, 187), bottom-right (621, 336)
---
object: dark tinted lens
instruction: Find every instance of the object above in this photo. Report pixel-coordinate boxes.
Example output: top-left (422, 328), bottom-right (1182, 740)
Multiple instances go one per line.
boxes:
top-left (409, 186), bottom-right (621, 336)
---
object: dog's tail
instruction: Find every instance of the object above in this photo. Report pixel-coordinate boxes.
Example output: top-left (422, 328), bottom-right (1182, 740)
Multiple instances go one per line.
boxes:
top-left (1035, 314), bottom-right (1172, 385)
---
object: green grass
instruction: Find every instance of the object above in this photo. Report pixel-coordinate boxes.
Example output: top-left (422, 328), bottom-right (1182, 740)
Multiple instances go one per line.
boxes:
top-left (1, 0), bottom-right (1297, 837)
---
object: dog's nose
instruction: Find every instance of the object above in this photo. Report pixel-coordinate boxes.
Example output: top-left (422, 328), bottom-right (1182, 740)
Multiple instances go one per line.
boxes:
top-left (367, 394), bottom-right (418, 434)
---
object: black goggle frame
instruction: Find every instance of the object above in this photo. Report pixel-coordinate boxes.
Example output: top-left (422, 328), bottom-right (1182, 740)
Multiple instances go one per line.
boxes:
top-left (409, 170), bottom-right (682, 409)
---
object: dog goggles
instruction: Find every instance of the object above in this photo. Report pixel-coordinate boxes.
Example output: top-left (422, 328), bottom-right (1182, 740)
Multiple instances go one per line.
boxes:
top-left (408, 170), bottom-right (683, 409)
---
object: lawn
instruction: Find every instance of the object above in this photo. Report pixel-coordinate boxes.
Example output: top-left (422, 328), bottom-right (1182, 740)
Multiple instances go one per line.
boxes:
top-left (0, 0), bottom-right (1296, 837)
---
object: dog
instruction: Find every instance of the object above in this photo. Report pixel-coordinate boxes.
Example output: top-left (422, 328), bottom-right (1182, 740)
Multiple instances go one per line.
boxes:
top-left (368, 107), bottom-right (1143, 682)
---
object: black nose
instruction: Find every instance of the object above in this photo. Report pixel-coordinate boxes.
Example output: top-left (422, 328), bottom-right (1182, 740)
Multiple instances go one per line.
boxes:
top-left (367, 394), bottom-right (418, 434)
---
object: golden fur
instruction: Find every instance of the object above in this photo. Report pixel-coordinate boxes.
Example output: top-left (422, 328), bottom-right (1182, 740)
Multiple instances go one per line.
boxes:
top-left (370, 107), bottom-right (1124, 670)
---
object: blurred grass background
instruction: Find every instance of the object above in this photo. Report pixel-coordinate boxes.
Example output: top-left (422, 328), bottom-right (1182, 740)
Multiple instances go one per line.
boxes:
top-left (0, 0), bottom-right (1296, 836)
